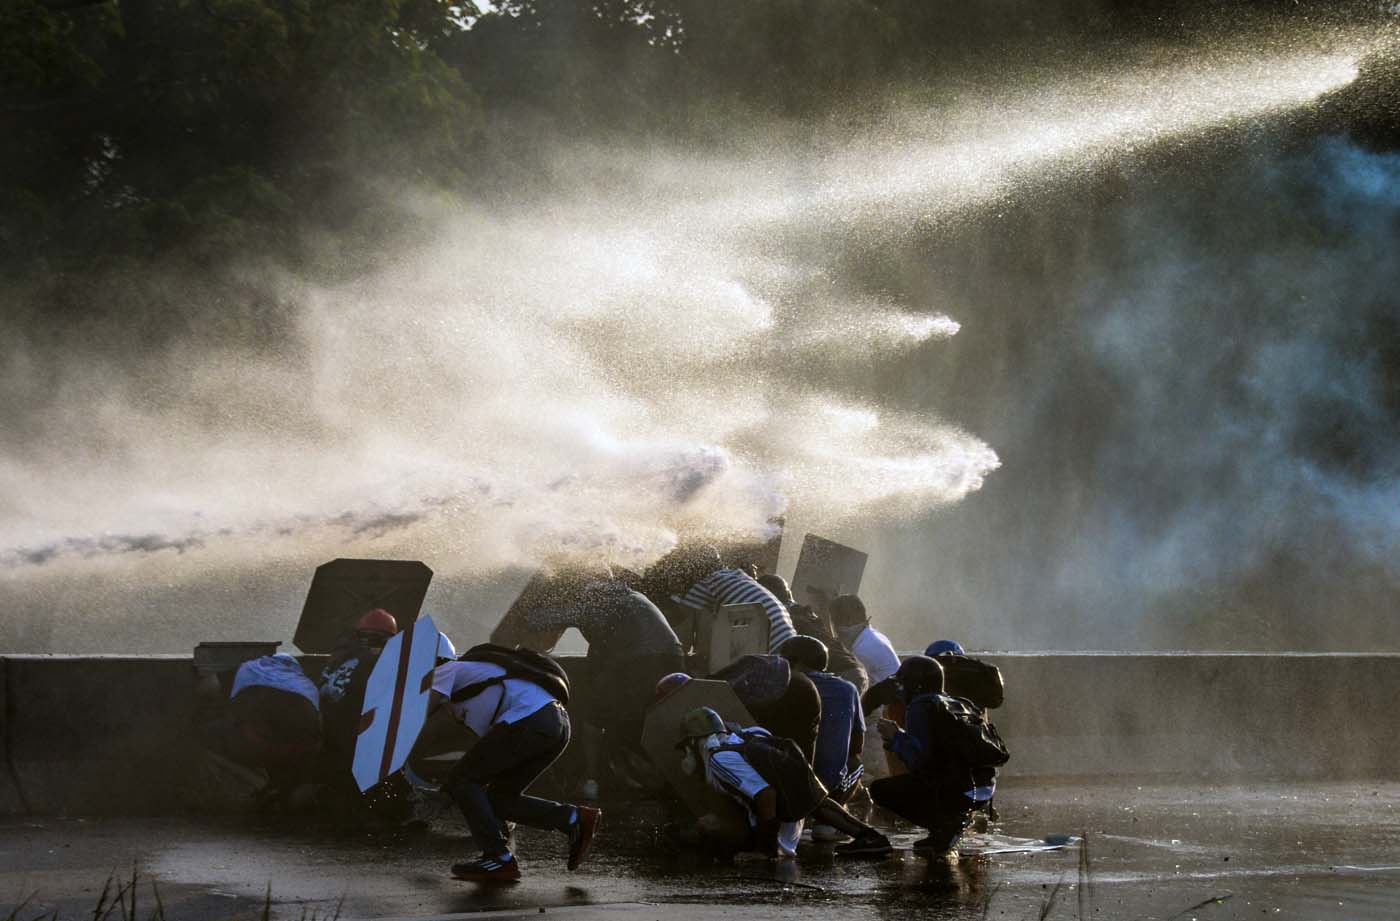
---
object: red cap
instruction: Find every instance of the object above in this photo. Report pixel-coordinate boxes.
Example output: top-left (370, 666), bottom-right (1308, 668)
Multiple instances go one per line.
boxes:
top-left (654, 672), bottom-right (692, 702)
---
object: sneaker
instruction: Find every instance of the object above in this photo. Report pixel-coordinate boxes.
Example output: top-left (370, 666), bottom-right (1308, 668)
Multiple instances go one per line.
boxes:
top-left (567, 806), bottom-right (602, 870)
top-left (913, 832), bottom-right (963, 855)
top-left (834, 832), bottom-right (893, 857)
top-left (810, 824), bottom-right (847, 843)
top-left (450, 853), bottom-right (521, 882)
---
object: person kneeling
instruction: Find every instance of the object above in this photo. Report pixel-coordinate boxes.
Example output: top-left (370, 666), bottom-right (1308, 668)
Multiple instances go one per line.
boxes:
top-left (201, 652), bottom-right (321, 807)
top-left (676, 707), bottom-right (891, 858)
top-left (872, 656), bottom-right (1009, 857)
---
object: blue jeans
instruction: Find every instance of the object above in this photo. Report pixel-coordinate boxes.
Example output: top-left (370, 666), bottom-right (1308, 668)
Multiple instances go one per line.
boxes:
top-left (446, 701), bottom-right (574, 857)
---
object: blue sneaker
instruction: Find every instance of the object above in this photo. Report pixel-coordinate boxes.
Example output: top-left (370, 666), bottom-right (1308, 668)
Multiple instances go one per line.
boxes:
top-left (451, 853), bottom-right (521, 882)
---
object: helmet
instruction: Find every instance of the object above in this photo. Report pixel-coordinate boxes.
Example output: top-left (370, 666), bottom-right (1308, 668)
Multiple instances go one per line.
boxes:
top-left (895, 655), bottom-right (945, 697)
top-left (828, 594), bottom-right (867, 628)
top-left (777, 635), bottom-right (829, 672)
top-left (355, 608), bottom-right (398, 639)
top-left (925, 639), bottom-right (965, 657)
top-left (756, 574), bottom-right (793, 604)
top-left (654, 672), bottom-right (692, 702)
top-left (437, 631), bottom-right (458, 661)
top-left (678, 706), bottom-right (727, 742)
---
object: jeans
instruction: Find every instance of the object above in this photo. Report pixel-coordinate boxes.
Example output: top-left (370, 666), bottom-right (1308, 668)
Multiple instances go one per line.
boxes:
top-left (446, 701), bottom-right (574, 857)
top-left (870, 773), bottom-right (973, 849)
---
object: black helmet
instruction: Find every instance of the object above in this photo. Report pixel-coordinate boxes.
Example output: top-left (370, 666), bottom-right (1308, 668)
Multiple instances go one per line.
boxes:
top-left (756, 574), bottom-right (793, 604)
top-left (778, 635), bottom-right (829, 672)
top-left (895, 655), bottom-right (944, 698)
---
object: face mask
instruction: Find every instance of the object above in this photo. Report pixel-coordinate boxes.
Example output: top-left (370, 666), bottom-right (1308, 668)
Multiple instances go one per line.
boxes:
top-left (681, 747), bottom-right (698, 776)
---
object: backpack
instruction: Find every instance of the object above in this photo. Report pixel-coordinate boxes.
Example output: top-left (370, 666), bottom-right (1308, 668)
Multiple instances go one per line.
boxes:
top-left (710, 654), bottom-right (790, 708)
top-left (923, 693), bottom-right (1010, 769)
top-left (451, 643), bottom-right (571, 705)
top-left (715, 731), bottom-right (828, 822)
top-left (938, 654), bottom-right (1005, 710)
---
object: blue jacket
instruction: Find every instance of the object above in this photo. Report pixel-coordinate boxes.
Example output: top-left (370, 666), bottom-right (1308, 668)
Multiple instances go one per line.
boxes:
top-left (886, 691), bottom-right (993, 793)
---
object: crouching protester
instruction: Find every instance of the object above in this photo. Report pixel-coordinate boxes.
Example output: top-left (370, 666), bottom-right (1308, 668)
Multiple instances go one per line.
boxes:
top-left (428, 644), bottom-right (601, 882)
top-left (709, 653), bottom-right (821, 764)
top-left (925, 639), bottom-right (1005, 821)
top-left (776, 636), bottom-right (865, 842)
top-left (872, 656), bottom-right (1010, 856)
top-left (200, 652), bottom-right (321, 806)
top-left (676, 706), bottom-right (892, 858)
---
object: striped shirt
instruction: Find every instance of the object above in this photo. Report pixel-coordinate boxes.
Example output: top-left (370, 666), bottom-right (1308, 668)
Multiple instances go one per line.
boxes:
top-left (701, 727), bottom-right (804, 852)
top-left (673, 567), bottom-right (797, 651)
top-left (703, 729), bottom-right (772, 803)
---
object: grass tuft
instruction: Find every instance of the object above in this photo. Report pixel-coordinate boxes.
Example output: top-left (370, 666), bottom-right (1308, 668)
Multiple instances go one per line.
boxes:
top-left (1038, 874), bottom-right (1066, 921)
top-left (3, 891), bottom-right (38, 921)
top-left (1076, 832), bottom-right (1092, 920)
top-left (1167, 893), bottom-right (1234, 920)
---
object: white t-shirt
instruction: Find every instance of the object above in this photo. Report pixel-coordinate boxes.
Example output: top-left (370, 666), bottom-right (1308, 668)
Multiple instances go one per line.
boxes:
top-left (430, 660), bottom-right (556, 737)
top-left (848, 625), bottom-right (901, 685)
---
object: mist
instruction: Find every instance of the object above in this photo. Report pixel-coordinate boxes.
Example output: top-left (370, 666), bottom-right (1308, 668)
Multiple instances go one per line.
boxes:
top-left (1, 8), bottom-right (1395, 653)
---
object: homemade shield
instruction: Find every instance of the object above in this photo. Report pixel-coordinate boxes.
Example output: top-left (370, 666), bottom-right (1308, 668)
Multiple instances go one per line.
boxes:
top-left (718, 517), bottom-right (785, 577)
top-left (790, 534), bottom-right (868, 612)
top-left (641, 679), bottom-right (754, 830)
top-left (489, 568), bottom-right (577, 652)
top-left (694, 602), bottom-right (769, 674)
top-left (294, 559), bottom-right (433, 654)
top-left (353, 614), bottom-right (440, 793)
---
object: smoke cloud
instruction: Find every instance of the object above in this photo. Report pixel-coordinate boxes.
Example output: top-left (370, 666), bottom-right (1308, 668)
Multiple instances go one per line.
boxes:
top-left (0, 23), bottom-right (1387, 652)
top-left (857, 135), bottom-right (1400, 652)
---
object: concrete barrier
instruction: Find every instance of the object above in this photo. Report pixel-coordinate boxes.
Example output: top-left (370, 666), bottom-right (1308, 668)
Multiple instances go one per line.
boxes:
top-left (985, 652), bottom-right (1400, 779)
top-left (0, 652), bottom-right (1396, 815)
top-left (1, 655), bottom-right (202, 816)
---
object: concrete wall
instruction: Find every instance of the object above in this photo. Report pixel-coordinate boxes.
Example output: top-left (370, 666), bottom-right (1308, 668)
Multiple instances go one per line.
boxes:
top-left (1, 652), bottom-right (1397, 815)
top-left (1, 655), bottom-right (203, 816)
top-left (986, 653), bottom-right (1400, 779)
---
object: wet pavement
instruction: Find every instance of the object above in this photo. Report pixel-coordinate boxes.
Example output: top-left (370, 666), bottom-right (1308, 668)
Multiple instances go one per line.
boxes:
top-left (3, 780), bottom-right (1399, 921)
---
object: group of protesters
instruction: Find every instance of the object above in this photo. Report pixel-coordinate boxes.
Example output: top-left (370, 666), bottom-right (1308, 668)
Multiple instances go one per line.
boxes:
top-left (201, 542), bottom-right (1008, 884)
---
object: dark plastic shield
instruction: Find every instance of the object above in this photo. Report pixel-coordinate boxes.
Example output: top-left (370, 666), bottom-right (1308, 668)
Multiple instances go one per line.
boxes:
top-left (641, 678), bottom-right (754, 829)
top-left (489, 568), bottom-right (579, 652)
top-left (293, 558), bottom-right (433, 653)
top-left (790, 534), bottom-right (868, 612)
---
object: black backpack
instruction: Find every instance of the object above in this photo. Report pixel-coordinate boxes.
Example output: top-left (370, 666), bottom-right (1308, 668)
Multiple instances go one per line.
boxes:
top-left (715, 731), bottom-right (828, 822)
top-left (925, 694), bottom-right (1010, 769)
top-left (451, 643), bottom-right (571, 705)
top-left (938, 654), bottom-right (1005, 710)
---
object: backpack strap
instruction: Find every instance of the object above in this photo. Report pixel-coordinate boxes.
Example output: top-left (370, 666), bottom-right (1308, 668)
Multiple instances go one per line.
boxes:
top-left (448, 674), bottom-right (510, 725)
top-left (449, 675), bottom-right (506, 703)
top-left (456, 643), bottom-right (570, 704)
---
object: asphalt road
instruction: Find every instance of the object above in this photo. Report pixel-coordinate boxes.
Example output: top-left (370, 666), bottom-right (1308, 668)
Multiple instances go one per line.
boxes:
top-left (3, 780), bottom-right (1399, 921)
